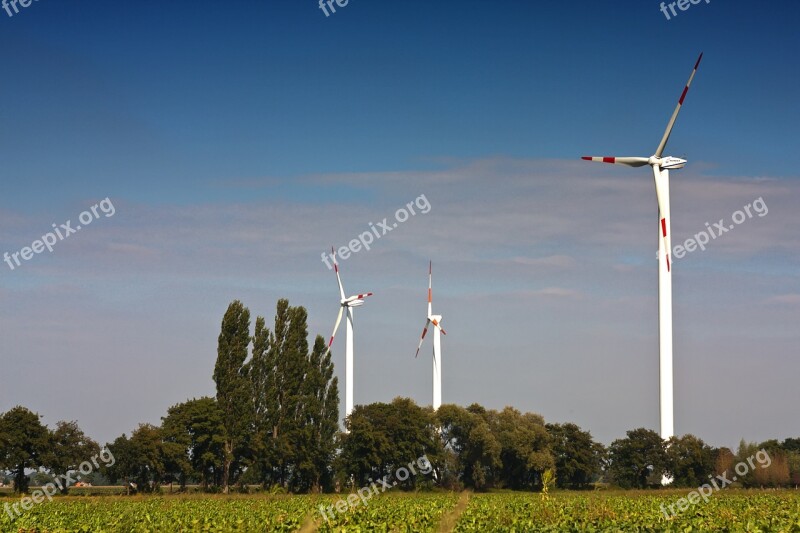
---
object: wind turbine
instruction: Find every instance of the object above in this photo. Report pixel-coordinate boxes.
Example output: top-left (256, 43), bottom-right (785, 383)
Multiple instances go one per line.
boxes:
top-left (326, 247), bottom-right (373, 422)
top-left (415, 261), bottom-right (446, 410)
top-left (582, 53), bottom-right (703, 443)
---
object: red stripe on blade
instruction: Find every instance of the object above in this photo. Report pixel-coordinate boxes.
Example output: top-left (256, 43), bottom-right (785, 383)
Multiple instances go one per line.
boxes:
top-left (661, 218), bottom-right (667, 237)
top-left (602, 157), bottom-right (615, 164)
top-left (679, 86), bottom-right (689, 105)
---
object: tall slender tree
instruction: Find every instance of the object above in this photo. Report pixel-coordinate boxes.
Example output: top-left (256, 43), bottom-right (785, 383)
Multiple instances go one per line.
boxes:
top-left (294, 334), bottom-right (339, 492)
top-left (246, 300), bottom-right (339, 491)
top-left (268, 302), bottom-right (312, 487)
top-left (245, 314), bottom-right (275, 486)
top-left (213, 300), bottom-right (252, 493)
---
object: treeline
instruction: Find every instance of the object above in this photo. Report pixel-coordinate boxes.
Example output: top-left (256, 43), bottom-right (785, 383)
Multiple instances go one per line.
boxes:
top-left (2, 299), bottom-right (799, 494)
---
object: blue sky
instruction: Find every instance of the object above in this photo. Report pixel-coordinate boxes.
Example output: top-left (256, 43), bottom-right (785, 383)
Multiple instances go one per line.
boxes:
top-left (1, 0), bottom-right (798, 448)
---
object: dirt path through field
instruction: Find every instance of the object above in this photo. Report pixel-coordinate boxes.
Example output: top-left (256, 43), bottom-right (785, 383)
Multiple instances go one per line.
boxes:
top-left (437, 491), bottom-right (471, 533)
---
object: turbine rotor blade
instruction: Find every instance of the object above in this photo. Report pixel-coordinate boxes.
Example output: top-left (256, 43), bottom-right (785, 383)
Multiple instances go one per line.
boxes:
top-left (344, 292), bottom-right (374, 303)
top-left (655, 52), bottom-right (703, 158)
top-left (428, 261), bottom-right (433, 317)
top-left (332, 246), bottom-right (346, 301)
top-left (326, 305), bottom-right (345, 353)
top-left (581, 156), bottom-right (649, 167)
top-left (415, 319), bottom-right (432, 358)
top-left (652, 164), bottom-right (672, 272)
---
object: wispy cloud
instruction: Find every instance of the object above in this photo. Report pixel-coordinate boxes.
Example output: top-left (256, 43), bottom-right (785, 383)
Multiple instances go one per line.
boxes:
top-left (765, 294), bottom-right (800, 305)
top-left (1, 157), bottom-right (798, 448)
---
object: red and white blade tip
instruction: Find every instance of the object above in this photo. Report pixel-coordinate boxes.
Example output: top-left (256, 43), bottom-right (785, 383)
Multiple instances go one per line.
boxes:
top-left (679, 53), bottom-right (703, 105)
top-left (582, 156), bottom-right (617, 164)
top-left (330, 246), bottom-right (339, 271)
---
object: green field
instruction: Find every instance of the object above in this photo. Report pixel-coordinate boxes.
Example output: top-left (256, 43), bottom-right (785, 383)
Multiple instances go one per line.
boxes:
top-left (2, 490), bottom-right (800, 532)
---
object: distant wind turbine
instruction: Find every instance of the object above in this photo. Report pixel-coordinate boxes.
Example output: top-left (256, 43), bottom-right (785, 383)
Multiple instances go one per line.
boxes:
top-left (326, 247), bottom-right (373, 422)
top-left (582, 53), bottom-right (703, 443)
top-left (415, 261), bottom-right (446, 410)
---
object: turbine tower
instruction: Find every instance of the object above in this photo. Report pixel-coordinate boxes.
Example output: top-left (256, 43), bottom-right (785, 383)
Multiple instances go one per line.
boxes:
top-left (416, 261), bottom-right (446, 410)
top-left (326, 247), bottom-right (373, 422)
top-left (582, 53), bottom-right (703, 442)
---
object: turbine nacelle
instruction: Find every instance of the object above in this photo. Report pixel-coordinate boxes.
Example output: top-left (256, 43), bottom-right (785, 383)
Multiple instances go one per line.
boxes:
top-left (650, 156), bottom-right (687, 169)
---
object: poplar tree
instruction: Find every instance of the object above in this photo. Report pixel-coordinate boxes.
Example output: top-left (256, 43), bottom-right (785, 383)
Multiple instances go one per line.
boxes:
top-left (213, 300), bottom-right (252, 493)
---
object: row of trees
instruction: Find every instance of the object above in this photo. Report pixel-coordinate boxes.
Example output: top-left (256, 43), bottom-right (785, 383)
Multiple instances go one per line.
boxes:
top-left (607, 429), bottom-right (800, 489)
top-left (5, 397), bottom-right (798, 494)
top-left (3, 298), bottom-right (799, 494)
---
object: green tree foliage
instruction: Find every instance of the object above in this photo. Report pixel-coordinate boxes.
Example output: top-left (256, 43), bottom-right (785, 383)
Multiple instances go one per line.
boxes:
top-left (546, 422), bottom-right (605, 489)
top-left (489, 407), bottom-right (554, 490)
top-left (106, 424), bottom-right (166, 493)
top-left (246, 314), bottom-right (273, 486)
top-left (245, 300), bottom-right (334, 491)
top-left (266, 301), bottom-right (312, 488)
top-left (213, 300), bottom-right (253, 493)
top-left (437, 404), bottom-right (501, 490)
top-left (292, 334), bottom-right (339, 492)
top-left (782, 438), bottom-right (800, 453)
top-left (0, 406), bottom-right (51, 493)
top-left (735, 440), bottom-right (761, 487)
top-left (665, 434), bottom-right (716, 487)
top-left (105, 433), bottom-right (136, 493)
top-left (46, 420), bottom-right (101, 494)
top-left (161, 397), bottom-right (226, 490)
top-left (787, 452), bottom-right (800, 487)
top-left (340, 398), bottom-right (442, 489)
top-left (608, 428), bottom-right (667, 488)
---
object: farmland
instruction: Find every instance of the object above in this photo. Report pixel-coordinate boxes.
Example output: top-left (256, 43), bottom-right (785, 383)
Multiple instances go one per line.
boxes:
top-left (2, 490), bottom-right (800, 532)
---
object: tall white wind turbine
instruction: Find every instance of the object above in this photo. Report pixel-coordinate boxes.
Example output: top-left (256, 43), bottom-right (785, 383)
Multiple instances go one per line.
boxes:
top-left (326, 247), bottom-right (373, 422)
top-left (415, 261), bottom-right (446, 410)
top-left (582, 53), bottom-right (703, 443)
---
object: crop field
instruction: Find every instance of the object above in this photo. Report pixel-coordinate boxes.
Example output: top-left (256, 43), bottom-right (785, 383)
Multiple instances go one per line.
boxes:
top-left (454, 492), bottom-right (800, 532)
top-left (2, 491), bottom-right (800, 532)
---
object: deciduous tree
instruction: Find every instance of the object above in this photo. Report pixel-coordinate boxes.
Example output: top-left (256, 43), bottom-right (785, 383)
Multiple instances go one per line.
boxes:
top-left (0, 406), bottom-right (50, 493)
